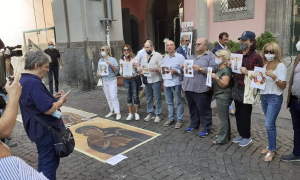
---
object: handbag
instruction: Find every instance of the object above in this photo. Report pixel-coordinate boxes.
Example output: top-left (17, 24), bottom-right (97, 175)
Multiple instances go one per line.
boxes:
top-left (20, 103), bottom-right (75, 158)
top-left (232, 75), bottom-right (244, 102)
top-left (134, 75), bottom-right (142, 86)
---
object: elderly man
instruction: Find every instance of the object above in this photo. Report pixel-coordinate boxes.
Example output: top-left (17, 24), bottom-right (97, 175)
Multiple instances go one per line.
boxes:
top-left (176, 35), bottom-right (190, 59)
top-left (44, 41), bottom-right (62, 95)
top-left (140, 41), bottom-right (163, 122)
top-left (162, 41), bottom-right (185, 129)
top-left (182, 38), bottom-right (217, 137)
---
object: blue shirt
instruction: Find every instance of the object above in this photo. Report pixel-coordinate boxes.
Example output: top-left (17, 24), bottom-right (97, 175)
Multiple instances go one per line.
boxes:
top-left (163, 52), bottom-right (185, 87)
top-left (19, 73), bottom-right (64, 142)
top-left (0, 156), bottom-right (48, 180)
top-left (97, 56), bottom-right (119, 81)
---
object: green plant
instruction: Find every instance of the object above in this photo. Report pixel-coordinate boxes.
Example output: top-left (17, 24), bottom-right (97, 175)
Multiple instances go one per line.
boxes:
top-left (256, 31), bottom-right (277, 50)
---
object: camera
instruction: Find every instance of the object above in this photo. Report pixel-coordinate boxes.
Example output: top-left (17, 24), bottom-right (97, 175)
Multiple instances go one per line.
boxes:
top-left (2, 45), bottom-right (23, 58)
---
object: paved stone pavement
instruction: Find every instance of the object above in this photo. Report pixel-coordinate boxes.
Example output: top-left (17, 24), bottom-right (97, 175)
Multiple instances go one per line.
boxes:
top-left (9, 58), bottom-right (300, 180)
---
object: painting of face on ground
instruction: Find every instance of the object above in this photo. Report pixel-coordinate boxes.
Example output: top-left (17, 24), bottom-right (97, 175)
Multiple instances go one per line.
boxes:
top-left (70, 117), bottom-right (160, 162)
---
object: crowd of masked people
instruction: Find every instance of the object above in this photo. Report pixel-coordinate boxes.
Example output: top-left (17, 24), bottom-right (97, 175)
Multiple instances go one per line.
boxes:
top-left (1, 29), bottom-right (300, 180)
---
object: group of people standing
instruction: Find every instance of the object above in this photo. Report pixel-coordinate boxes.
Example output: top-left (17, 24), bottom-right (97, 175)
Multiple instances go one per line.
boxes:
top-left (97, 30), bottom-right (300, 163)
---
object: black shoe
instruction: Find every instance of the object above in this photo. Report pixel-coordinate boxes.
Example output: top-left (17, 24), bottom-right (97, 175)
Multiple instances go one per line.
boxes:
top-left (281, 154), bottom-right (300, 161)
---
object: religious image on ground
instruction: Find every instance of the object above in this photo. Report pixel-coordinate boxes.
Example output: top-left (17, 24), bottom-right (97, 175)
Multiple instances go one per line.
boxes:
top-left (70, 117), bottom-right (160, 162)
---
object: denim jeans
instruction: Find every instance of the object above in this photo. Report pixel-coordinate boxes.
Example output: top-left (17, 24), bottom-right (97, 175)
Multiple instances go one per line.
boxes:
top-left (290, 96), bottom-right (300, 156)
top-left (185, 90), bottom-right (213, 133)
top-left (35, 132), bottom-right (60, 180)
top-left (164, 85), bottom-right (184, 122)
top-left (261, 94), bottom-right (283, 151)
top-left (145, 81), bottom-right (162, 117)
top-left (123, 78), bottom-right (140, 106)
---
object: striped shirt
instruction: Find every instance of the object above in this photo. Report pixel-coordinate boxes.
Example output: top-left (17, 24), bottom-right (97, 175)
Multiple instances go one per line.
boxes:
top-left (0, 156), bottom-right (48, 180)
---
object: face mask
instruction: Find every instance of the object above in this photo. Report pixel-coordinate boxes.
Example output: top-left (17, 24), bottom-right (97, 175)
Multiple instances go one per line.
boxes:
top-left (240, 43), bottom-right (249, 50)
top-left (101, 51), bottom-right (107, 57)
top-left (264, 54), bottom-right (275, 61)
top-left (146, 50), bottom-right (152, 55)
top-left (215, 58), bottom-right (223, 65)
top-left (51, 110), bottom-right (62, 119)
top-left (124, 53), bottom-right (129, 57)
top-left (49, 45), bottom-right (54, 49)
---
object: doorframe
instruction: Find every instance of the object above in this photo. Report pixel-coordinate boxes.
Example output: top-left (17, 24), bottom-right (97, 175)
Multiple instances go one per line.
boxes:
top-left (130, 14), bottom-right (141, 50)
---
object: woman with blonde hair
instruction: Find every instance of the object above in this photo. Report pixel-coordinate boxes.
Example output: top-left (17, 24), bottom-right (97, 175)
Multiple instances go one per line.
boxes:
top-left (211, 49), bottom-right (232, 144)
top-left (260, 41), bottom-right (287, 161)
top-left (119, 44), bottom-right (140, 121)
top-left (97, 45), bottom-right (121, 120)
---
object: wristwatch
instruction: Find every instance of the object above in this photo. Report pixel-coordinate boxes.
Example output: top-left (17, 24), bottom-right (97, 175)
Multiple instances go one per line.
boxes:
top-left (199, 67), bottom-right (202, 72)
top-left (274, 78), bottom-right (279, 83)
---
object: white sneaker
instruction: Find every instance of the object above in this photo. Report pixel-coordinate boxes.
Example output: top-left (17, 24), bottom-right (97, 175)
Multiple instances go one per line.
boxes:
top-left (105, 112), bottom-right (115, 118)
top-left (154, 116), bottom-right (162, 123)
top-left (135, 113), bottom-right (140, 121)
top-left (116, 113), bottom-right (121, 120)
top-left (144, 115), bottom-right (155, 121)
top-left (126, 113), bottom-right (133, 121)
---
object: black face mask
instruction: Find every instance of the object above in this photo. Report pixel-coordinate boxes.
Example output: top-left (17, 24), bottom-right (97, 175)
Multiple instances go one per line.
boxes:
top-left (0, 39), bottom-right (4, 50)
top-left (146, 50), bottom-right (152, 55)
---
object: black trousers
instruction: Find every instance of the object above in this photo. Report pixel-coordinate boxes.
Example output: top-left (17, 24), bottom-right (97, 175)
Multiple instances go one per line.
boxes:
top-left (185, 90), bottom-right (213, 133)
top-left (290, 96), bottom-right (300, 156)
top-left (234, 100), bottom-right (252, 139)
top-left (48, 65), bottom-right (59, 94)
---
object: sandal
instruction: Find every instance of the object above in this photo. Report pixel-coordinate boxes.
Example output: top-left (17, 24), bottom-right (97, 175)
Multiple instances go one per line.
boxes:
top-left (263, 151), bottom-right (275, 162)
top-left (261, 147), bottom-right (268, 154)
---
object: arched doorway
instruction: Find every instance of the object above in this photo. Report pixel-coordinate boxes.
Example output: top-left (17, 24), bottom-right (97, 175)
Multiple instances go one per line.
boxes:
top-left (146, 0), bottom-right (182, 54)
top-left (130, 15), bottom-right (140, 54)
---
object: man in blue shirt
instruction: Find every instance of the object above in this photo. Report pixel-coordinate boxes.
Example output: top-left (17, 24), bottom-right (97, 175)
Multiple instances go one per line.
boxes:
top-left (176, 35), bottom-right (190, 59)
top-left (161, 41), bottom-right (185, 129)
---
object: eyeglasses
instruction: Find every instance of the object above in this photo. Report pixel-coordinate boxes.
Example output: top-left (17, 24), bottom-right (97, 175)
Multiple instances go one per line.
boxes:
top-left (123, 49), bottom-right (129, 52)
top-left (184, 40), bottom-right (190, 42)
top-left (264, 50), bottom-right (274, 54)
top-left (195, 43), bottom-right (202, 46)
top-left (48, 44), bottom-right (54, 46)
top-left (100, 49), bottom-right (105, 51)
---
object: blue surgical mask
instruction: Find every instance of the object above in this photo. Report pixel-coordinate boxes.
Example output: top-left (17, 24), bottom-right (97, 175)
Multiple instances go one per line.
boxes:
top-left (215, 58), bottom-right (223, 65)
top-left (51, 110), bottom-right (62, 119)
top-left (49, 45), bottom-right (54, 50)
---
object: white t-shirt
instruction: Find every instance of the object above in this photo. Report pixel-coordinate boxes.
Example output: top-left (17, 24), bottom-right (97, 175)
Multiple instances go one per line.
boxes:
top-left (260, 63), bottom-right (287, 95)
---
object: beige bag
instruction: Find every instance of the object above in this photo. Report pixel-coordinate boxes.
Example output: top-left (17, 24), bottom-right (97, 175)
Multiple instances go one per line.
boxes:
top-left (97, 78), bottom-right (103, 87)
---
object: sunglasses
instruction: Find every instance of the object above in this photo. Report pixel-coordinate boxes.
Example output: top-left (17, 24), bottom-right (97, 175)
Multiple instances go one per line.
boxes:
top-left (264, 50), bottom-right (274, 54)
top-left (195, 43), bottom-right (202, 46)
top-left (48, 44), bottom-right (54, 46)
top-left (100, 49), bottom-right (105, 51)
top-left (123, 49), bottom-right (129, 52)
top-left (184, 40), bottom-right (190, 42)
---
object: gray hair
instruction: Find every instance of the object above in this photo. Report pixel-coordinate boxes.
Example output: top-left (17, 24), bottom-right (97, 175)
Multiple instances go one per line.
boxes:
top-left (24, 50), bottom-right (51, 70)
top-left (180, 35), bottom-right (189, 42)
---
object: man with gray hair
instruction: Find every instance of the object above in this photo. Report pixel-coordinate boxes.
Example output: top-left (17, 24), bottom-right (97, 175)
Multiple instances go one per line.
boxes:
top-left (181, 38), bottom-right (217, 137)
top-left (176, 35), bottom-right (190, 59)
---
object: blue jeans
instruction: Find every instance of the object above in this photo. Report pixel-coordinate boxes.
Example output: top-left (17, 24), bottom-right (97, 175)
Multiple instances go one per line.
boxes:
top-left (123, 78), bottom-right (140, 106)
top-left (290, 96), bottom-right (300, 156)
top-left (261, 94), bottom-right (283, 151)
top-left (164, 85), bottom-right (184, 122)
top-left (35, 132), bottom-right (60, 180)
top-left (145, 81), bottom-right (162, 117)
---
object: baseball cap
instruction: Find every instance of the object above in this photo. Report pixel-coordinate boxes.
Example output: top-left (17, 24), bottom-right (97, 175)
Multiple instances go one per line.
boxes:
top-left (238, 31), bottom-right (256, 40)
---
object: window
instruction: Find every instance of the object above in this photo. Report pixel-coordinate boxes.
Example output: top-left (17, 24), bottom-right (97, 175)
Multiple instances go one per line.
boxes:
top-left (220, 0), bottom-right (247, 14)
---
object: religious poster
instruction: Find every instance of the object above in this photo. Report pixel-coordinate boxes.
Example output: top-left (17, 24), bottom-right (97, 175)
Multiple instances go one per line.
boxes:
top-left (180, 32), bottom-right (193, 55)
top-left (98, 62), bottom-right (109, 76)
top-left (122, 62), bottom-right (133, 77)
top-left (206, 67), bottom-right (212, 87)
top-left (181, 22), bottom-right (193, 32)
top-left (70, 118), bottom-right (160, 162)
top-left (184, 60), bottom-right (194, 77)
top-left (250, 67), bottom-right (267, 90)
top-left (161, 64), bottom-right (172, 80)
top-left (141, 63), bottom-right (151, 77)
top-left (230, 53), bottom-right (243, 74)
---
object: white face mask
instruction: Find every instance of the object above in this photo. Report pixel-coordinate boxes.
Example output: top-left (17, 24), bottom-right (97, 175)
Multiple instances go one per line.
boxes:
top-left (264, 54), bottom-right (275, 61)
top-left (101, 51), bottom-right (107, 57)
top-left (215, 58), bottom-right (223, 65)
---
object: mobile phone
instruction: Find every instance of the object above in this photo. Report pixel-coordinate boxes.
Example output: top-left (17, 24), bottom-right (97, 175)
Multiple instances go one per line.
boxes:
top-left (6, 73), bottom-right (13, 82)
top-left (64, 90), bottom-right (71, 96)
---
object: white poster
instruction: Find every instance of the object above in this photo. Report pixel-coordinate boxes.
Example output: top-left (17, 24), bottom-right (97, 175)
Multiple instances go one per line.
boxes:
top-left (250, 67), bottom-right (267, 90)
top-left (230, 53), bottom-right (243, 74)
top-left (161, 64), bottom-right (172, 80)
top-left (180, 32), bottom-right (193, 55)
top-left (123, 62), bottom-right (133, 77)
top-left (206, 67), bottom-right (212, 87)
top-left (184, 60), bottom-right (194, 77)
top-left (141, 63), bottom-right (151, 77)
top-left (181, 22), bottom-right (193, 32)
top-left (98, 62), bottom-right (109, 76)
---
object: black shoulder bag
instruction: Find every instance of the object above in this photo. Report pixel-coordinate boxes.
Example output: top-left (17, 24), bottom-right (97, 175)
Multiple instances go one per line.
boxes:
top-left (142, 54), bottom-right (153, 85)
top-left (232, 75), bottom-right (244, 102)
top-left (20, 103), bottom-right (75, 158)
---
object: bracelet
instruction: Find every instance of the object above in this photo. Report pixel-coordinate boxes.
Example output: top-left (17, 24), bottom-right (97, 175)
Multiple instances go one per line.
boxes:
top-left (5, 62), bottom-right (11, 65)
